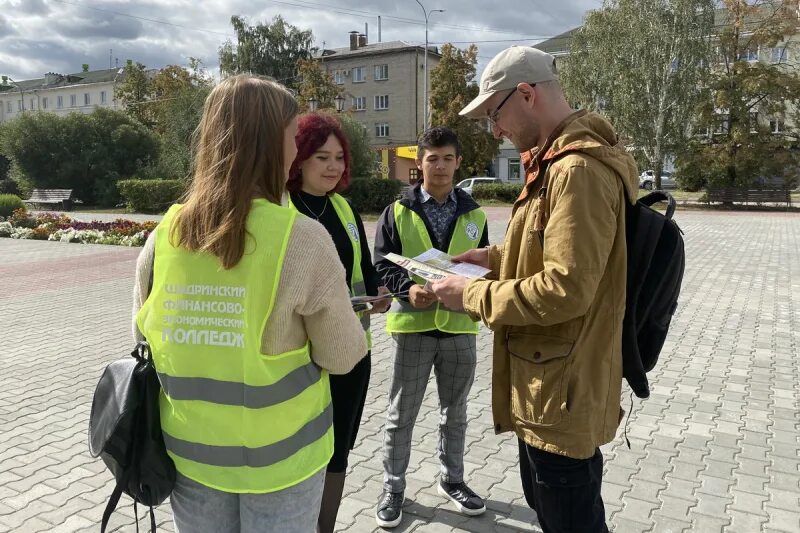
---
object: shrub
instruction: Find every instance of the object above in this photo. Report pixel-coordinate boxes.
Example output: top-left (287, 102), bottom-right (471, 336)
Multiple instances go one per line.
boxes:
top-left (344, 177), bottom-right (402, 213)
top-left (472, 183), bottom-right (524, 203)
top-left (0, 194), bottom-right (25, 218)
top-left (0, 179), bottom-right (20, 196)
top-left (117, 179), bottom-right (185, 213)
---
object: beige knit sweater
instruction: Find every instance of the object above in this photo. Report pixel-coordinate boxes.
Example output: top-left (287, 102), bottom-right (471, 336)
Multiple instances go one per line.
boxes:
top-left (132, 216), bottom-right (367, 375)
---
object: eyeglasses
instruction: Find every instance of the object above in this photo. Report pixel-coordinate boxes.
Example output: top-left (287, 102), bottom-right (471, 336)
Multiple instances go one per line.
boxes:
top-left (487, 84), bottom-right (535, 127)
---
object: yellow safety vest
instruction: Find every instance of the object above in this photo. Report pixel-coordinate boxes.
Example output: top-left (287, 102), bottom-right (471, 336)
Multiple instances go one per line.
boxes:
top-left (288, 193), bottom-right (371, 350)
top-left (136, 199), bottom-right (333, 493)
top-left (386, 201), bottom-right (486, 335)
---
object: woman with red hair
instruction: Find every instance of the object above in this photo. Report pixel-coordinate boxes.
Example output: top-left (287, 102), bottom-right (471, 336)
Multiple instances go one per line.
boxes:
top-left (288, 112), bottom-right (389, 533)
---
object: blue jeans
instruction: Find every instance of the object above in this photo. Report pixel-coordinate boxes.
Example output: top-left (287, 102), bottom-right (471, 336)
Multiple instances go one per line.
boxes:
top-left (171, 470), bottom-right (325, 533)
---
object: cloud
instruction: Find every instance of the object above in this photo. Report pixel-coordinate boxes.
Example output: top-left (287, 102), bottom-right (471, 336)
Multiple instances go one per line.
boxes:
top-left (1, 0), bottom-right (593, 81)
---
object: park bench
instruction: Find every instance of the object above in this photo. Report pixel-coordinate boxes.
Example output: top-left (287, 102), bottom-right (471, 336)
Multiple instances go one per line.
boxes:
top-left (706, 188), bottom-right (791, 207)
top-left (23, 189), bottom-right (76, 211)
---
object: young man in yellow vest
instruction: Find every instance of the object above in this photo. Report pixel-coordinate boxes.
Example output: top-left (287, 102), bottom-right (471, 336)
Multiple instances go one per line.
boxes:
top-left (373, 127), bottom-right (489, 528)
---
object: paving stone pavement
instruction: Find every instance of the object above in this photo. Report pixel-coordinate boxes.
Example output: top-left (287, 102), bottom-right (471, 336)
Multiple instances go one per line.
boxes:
top-left (1, 209), bottom-right (798, 533)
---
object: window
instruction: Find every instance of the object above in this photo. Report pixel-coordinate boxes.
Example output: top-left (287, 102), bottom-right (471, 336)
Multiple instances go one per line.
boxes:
top-left (6, 101), bottom-right (10, 113)
top-left (70, 94), bottom-right (77, 107)
top-left (334, 70), bottom-right (345, 85)
top-left (375, 123), bottom-right (390, 137)
top-left (353, 66), bottom-right (366, 83)
top-left (84, 93), bottom-right (90, 106)
top-left (508, 158), bottom-right (521, 181)
top-left (352, 96), bottom-right (366, 111)
top-left (374, 64), bottom-right (389, 80)
top-left (739, 46), bottom-right (759, 62)
top-left (17, 100), bottom-right (21, 111)
top-left (101, 91), bottom-right (107, 104)
top-left (57, 95), bottom-right (63, 109)
top-left (770, 119), bottom-right (785, 133)
top-left (30, 98), bottom-right (35, 110)
top-left (713, 115), bottom-right (729, 135)
top-left (374, 95), bottom-right (389, 110)
top-left (750, 111), bottom-right (759, 133)
top-left (772, 47), bottom-right (789, 64)
top-left (42, 97), bottom-right (48, 110)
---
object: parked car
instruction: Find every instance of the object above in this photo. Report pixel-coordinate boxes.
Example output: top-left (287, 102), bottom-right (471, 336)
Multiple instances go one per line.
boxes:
top-left (639, 170), bottom-right (677, 190)
top-left (456, 177), bottom-right (500, 195)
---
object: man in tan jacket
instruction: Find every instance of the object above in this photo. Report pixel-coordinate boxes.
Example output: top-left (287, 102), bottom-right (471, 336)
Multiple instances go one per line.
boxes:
top-left (431, 46), bottom-right (639, 532)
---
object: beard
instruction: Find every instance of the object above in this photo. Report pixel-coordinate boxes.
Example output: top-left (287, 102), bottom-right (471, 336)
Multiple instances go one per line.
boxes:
top-left (510, 120), bottom-right (541, 152)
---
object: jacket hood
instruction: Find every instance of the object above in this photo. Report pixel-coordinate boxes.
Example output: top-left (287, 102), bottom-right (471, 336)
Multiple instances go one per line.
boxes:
top-left (542, 111), bottom-right (639, 204)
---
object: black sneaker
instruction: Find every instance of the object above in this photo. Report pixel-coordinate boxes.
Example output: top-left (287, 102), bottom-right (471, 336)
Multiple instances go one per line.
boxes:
top-left (376, 490), bottom-right (404, 528)
top-left (438, 481), bottom-right (486, 516)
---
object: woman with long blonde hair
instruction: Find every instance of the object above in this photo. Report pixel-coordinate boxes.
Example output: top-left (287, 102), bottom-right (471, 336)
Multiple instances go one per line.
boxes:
top-left (132, 75), bottom-right (367, 532)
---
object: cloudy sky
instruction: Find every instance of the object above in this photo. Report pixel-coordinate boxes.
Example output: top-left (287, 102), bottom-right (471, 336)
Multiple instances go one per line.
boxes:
top-left (1, 0), bottom-right (599, 82)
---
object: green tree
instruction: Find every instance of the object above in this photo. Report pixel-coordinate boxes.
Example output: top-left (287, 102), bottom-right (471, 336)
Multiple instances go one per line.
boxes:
top-left (296, 59), bottom-right (342, 112)
top-left (155, 85), bottom-right (212, 180)
top-left (0, 109), bottom-right (159, 205)
top-left (115, 60), bottom-right (153, 127)
top-left (219, 15), bottom-right (315, 88)
top-left (337, 113), bottom-right (375, 178)
top-left (679, 0), bottom-right (800, 191)
top-left (429, 44), bottom-right (501, 180)
top-left (560, 0), bottom-right (714, 189)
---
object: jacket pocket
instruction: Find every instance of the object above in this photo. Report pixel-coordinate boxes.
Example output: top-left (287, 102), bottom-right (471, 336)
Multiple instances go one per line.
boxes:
top-left (508, 333), bottom-right (573, 427)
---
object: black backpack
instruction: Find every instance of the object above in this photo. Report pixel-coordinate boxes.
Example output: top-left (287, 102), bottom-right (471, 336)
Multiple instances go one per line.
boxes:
top-left (620, 191), bottom-right (685, 399)
top-left (88, 342), bottom-right (176, 533)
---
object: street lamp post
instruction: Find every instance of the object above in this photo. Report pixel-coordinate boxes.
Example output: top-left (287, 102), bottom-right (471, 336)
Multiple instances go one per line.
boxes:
top-left (414, 0), bottom-right (444, 132)
top-left (307, 96), bottom-right (319, 112)
top-left (335, 94), bottom-right (345, 113)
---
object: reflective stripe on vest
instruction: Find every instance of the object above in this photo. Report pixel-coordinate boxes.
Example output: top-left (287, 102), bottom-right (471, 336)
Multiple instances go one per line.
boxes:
top-left (136, 199), bottom-right (333, 494)
top-left (386, 201), bottom-right (486, 335)
top-left (289, 193), bottom-right (372, 350)
top-left (162, 403), bottom-right (333, 468)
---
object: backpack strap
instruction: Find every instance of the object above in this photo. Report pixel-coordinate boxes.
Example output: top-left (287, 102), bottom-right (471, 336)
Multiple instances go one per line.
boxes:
top-left (639, 190), bottom-right (677, 220)
top-left (100, 484), bottom-right (125, 533)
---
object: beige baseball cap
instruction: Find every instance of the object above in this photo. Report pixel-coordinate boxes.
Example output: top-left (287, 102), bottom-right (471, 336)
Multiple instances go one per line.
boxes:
top-left (459, 46), bottom-right (558, 119)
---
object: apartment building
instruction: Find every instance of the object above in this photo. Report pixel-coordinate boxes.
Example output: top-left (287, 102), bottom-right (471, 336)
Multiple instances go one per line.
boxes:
top-left (0, 67), bottom-right (123, 123)
top-left (317, 31), bottom-right (441, 181)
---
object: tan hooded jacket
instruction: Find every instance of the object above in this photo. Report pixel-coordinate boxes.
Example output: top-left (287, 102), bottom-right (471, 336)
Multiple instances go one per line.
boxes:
top-left (464, 110), bottom-right (639, 459)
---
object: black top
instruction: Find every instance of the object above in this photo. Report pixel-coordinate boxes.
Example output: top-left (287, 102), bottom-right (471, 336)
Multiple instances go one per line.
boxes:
top-left (290, 190), bottom-right (380, 296)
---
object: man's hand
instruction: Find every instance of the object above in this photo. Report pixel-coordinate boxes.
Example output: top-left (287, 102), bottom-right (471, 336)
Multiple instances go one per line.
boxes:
top-left (367, 286), bottom-right (392, 314)
top-left (452, 247), bottom-right (490, 269)
top-left (408, 284), bottom-right (436, 309)
top-left (430, 276), bottom-right (470, 312)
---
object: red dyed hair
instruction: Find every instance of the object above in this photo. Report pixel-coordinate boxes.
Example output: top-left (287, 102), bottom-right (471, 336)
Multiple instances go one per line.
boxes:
top-left (287, 112), bottom-right (352, 194)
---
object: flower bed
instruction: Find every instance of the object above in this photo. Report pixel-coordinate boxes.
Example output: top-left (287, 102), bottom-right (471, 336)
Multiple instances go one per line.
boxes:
top-left (0, 209), bottom-right (157, 247)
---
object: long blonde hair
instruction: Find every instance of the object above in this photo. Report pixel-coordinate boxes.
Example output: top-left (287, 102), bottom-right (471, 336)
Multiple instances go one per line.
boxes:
top-left (172, 75), bottom-right (298, 269)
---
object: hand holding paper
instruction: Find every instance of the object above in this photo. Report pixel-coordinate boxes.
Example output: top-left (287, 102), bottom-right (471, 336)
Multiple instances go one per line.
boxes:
top-left (430, 276), bottom-right (469, 312)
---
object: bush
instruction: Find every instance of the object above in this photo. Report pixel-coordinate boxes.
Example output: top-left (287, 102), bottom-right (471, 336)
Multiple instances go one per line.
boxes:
top-left (472, 183), bottom-right (524, 203)
top-left (344, 177), bottom-right (402, 213)
top-left (0, 109), bottom-right (159, 206)
top-left (0, 179), bottom-right (20, 196)
top-left (118, 179), bottom-right (185, 213)
top-left (0, 194), bottom-right (25, 218)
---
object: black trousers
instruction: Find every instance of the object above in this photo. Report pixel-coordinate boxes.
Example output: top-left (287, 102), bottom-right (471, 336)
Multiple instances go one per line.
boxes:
top-left (518, 439), bottom-right (609, 533)
top-left (326, 353), bottom-right (371, 473)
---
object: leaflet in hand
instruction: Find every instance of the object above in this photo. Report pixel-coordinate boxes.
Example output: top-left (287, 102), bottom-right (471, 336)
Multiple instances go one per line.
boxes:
top-left (384, 249), bottom-right (491, 283)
